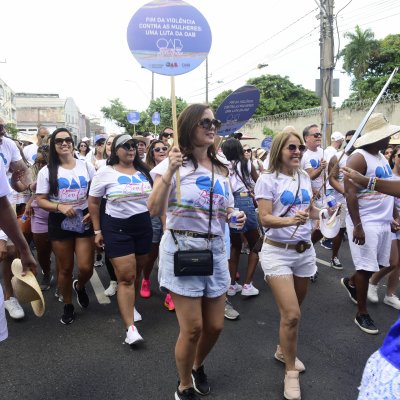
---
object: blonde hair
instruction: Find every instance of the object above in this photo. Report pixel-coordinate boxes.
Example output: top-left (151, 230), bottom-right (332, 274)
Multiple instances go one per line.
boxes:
top-left (267, 131), bottom-right (304, 174)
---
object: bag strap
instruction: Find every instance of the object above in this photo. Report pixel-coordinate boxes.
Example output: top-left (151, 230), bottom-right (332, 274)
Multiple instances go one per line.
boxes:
top-left (170, 164), bottom-right (214, 247)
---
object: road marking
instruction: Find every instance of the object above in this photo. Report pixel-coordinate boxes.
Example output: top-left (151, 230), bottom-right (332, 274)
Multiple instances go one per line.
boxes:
top-left (316, 257), bottom-right (330, 267)
top-left (90, 269), bottom-right (111, 304)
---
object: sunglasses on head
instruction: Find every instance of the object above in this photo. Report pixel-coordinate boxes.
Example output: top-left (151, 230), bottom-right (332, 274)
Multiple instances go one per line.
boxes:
top-left (120, 142), bottom-right (137, 151)
top-left (244, 149), bottom-right (252, 153)
top-left (55, 137), bottom-right (73, 145)
top-left (153, 146), bottom-right (168, 153)
top-left (308, 133), bottom-right (322, 138)
top-left (162, 133), bottom-right (172, 138)
top-left (287, 144), bottom-right (306, 152)
top-left (197, 118), bottom-right (221, 130)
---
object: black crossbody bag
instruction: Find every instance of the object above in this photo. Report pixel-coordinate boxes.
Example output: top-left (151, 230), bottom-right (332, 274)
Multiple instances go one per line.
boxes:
top-left (171, 166), bottom-right (214, 276)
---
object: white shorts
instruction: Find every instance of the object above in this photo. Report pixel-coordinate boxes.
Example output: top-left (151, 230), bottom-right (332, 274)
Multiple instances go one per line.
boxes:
top-left (347, 222), bottom-right (391, 272)
top-left (0, 285), bottom-right (8, 342)
top-left (260, 243), bottom-right (317, 278)
top-left (392, 231), bottom-right (400, 241)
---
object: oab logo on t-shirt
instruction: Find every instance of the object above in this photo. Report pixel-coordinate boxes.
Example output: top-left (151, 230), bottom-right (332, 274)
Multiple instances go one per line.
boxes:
top-left (58, 175), bottom-right (88, 202)
top-left (192, 175), bottom-right (229, 208)
top-left (280, 189), bottom-right (311, 207)
top-left (310, 159), bottom-right (320, 169)
top-left (375, 165), bottom-right (392, 179)
top-left (116, 172), bottom-right (151, 196)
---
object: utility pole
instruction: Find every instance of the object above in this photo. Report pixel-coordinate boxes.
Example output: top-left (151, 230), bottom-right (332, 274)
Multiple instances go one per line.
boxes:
top-left (319, 0), bottom-right (334, 145)
top-left (205, 57), bottom-right (209, 104)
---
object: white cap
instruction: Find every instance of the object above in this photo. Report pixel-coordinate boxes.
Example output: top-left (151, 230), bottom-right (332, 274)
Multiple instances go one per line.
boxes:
top-left (331, 131), bottom-right (344, 142)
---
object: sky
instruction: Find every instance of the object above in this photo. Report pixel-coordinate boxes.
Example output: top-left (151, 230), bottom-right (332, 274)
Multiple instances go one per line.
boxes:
top-left (1, 0), bottom-right (399, 132)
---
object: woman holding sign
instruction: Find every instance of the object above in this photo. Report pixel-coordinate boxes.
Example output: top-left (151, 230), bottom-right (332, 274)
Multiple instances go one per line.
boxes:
top-left (255, 130), bottom-right (327, 400)
top-left (148, 104), bottom-right (245, 400)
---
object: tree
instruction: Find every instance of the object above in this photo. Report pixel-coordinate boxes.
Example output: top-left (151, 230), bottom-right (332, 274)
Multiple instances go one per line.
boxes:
top-left (5, 123), bottom-right (18, 139)
top-left (340, 25), bottom-right (378, 81)
top-left (101, 96), bottom-right (187, 135)
top-left (210, 89), bottom-right (233, 113)
top-left (246, 75), bottom-right (320, 117)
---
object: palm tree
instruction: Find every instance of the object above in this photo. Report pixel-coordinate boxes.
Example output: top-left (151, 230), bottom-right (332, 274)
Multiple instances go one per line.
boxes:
top-left (340, 25), bottom-right (378, 80)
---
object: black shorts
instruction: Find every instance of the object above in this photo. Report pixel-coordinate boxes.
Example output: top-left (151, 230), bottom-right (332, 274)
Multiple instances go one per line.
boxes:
top-left (102, 212), bottom-right (152, 259)
top-left (48, 208), bottom-right (94, 241)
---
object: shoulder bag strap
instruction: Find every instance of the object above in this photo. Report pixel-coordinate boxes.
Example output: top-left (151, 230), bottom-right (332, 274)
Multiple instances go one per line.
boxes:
top-left (207, 164), bottom-right (214, 241)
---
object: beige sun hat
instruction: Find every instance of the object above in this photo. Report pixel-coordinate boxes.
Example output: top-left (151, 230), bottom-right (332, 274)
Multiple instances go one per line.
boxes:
top-left (354, 113), bottom-right (400, 148)
top-left (11, 259), bottom-right (45, 317)
top-left (256, 148), bottom-right (267, 159)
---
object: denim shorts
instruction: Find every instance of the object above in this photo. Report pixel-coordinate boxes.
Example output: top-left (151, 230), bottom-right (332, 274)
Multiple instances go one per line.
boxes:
top-left (230, 193), bottom-right (258, 233)
top-left (158, 230), bottom-right (230, 298)
top-left (102, 212), bottom-right (152, 258)
top-left (151, 217), bottom-right (163, 243)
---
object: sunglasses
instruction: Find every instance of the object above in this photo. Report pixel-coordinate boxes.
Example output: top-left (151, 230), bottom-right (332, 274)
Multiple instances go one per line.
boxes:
top-left (307, 133), bottom-right (322, 138)
top-left (79, 144), bottom-right (87, 147)
top-left (287, 144), bottom-right (306, 152)
top-left (162, 133), bottom-right (172, 138)
top-left (120, 142), bottom-right (137, 151)
top-left (153, 146), bottom-right (168, 153)
top-left (197, 118), bottom-right (221, 130)
top-left (55, 137), bottom-right (73, 145)
top-left (244, 149), bottom-right (252, 153)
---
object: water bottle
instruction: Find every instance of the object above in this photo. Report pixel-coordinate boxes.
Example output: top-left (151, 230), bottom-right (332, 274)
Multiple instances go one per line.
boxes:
top-left (229, 208), bottom-right (241, 229)
top-left (20, 214), bottom-right (28, 223)
top-left (325, 194), bottom-right (337, 208)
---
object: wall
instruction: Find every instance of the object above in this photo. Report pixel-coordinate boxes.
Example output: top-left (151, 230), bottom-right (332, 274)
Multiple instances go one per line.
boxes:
top-left (241, 102), bottom-right (400, 148)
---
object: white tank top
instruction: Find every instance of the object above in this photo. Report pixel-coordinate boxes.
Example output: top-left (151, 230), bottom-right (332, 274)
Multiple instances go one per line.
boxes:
top-left (331, 151), bottom-right (348, 204)
top-left (347, 149), bottom-right (394, 224)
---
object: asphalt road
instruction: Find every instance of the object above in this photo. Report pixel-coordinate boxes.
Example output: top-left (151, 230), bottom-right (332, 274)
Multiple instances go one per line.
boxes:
top-left (1, 240), bottom-right (399, 400)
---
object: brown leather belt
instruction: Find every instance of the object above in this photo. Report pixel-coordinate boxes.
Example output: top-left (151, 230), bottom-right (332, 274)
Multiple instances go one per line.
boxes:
top-left (170, 230), bottom-right (218, 239)
top-left (265, 238), bottom-right (311, 253)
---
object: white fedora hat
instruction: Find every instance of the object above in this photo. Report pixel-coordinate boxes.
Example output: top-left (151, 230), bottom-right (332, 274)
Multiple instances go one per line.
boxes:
top-left (354, 113), bottom-right (400, 148)
top-left (11, 259), bottom-right (45, 317)
top-left (319, 207), bottom-right (341, 239)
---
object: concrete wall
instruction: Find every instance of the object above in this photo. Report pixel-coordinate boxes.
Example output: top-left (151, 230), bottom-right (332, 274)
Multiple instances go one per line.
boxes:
top-left (241, 102), bottom-right (400, 148)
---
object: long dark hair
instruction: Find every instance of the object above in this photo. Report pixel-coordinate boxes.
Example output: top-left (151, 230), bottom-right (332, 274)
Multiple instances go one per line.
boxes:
top-left (177, 103), bottom-right (228, 175)
top-left (145, 139), bottom-right (165, 170)
top-left (48, 128), bottom-right (74, 196)
top-left (77, 141), bottom-right (90, 156)
top-left (108, 133), bottom-right (153, 185)
top-left (221, 138), bottom-right (252, 187)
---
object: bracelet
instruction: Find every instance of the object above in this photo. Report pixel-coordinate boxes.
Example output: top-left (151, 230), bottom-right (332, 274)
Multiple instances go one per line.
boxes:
top-left (371, 177), bottom-right (378, 191)
top-left (354, 222), bottom-right (362, 229)
top-left (94, 230), bottom-right (102, 235)
top-left (366, 177), bottom-right (374, 191)
top-left (160, 175), bottom-right (171, 186)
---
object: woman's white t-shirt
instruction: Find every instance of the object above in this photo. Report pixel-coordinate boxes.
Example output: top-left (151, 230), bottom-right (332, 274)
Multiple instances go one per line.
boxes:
top-left (151, 159), bottom-right (234, 237)
top-left (228, 160), bottom-right (253, 193)
top-left (89, 166), bottom-right (152, 218)
top-left (36, 159), bottom-right (96, 210)
top-left (255, 170), bottom-right (313, 244)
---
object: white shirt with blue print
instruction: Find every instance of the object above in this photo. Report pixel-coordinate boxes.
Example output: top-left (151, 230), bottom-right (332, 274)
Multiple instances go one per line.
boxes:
top-left (23, 143), bottom-right (38, 166)
top-left (301, 147), bottom-right (325, 191)
top-left (151, 158), bottom-right (234, 237)
top-left (36, 160), bottom-right (96, 210)
top-left (255, 170), bottom-right (313, 244)
top-left (89, 166), bottom-right (152, 218)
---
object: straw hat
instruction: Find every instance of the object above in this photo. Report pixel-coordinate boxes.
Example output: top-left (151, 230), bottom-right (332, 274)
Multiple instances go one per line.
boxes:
top-left (256, 148), bottom-right (267, 159)
top-left (131, 135), bottom-right (151, 146)
top-left (11, 259), bottom-right (45, 317)
top-left (319, 207), bottom-right (341, 239)
top-left (354, 113), bottom-right (400, 148)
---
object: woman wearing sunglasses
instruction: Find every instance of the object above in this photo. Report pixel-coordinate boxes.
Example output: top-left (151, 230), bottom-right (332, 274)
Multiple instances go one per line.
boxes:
top-left (88, 134), bottom-right (153, 345)
top-left (148, 104), bottom-right (245, 400)
top-left (221, 138), bottom-right (260, 298)
top-left (76, 141), bottom-right (91, 161)
top-left (255, 130), bottom-right (325, 400)
top-left (36, 128), bottom-right (96, 325)
top-left (140, 140), bottom-right (174, 309)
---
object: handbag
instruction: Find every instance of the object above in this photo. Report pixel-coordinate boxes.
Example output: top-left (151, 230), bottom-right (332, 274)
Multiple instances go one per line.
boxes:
top-left (61, 209), bottom-right (87, 233)
top-left (171, 166), bottom-right (214, 277)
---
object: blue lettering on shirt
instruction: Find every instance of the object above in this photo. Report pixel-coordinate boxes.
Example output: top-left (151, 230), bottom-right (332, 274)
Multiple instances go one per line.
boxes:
top-left (58, 176), bottom-right (88, 190)
top-left (375, 165), bottom-right (393, 179)
top-left (195, 176), bottom-right (226, 197)
top-left (280, 189), bottom-right (311, 206)
top-left (0, 153), bottom-right (7, 165)
top-left (117, 173), bottom-right (149, 185)
top-left (310, 159), bottom-right (320, 169)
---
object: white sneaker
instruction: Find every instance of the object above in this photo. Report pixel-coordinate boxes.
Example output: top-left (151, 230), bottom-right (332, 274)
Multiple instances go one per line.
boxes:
top-left (93, 260), bottom-right (103, 268)
top-left (384, 294), bottom-right (400, 310)
top-left (104, 281), bottom-right (117, 297)
top-left (367, 283), bottom-right (379, 303)
top-left (134, 307), bottom-right (142, 322)
top-left (4, 297), bottom-right (25, 319)
top-left (227, 282), bottom-right (242, 296)
top-left (54, 288), bottom-right (64, 303)
top-left (125, 325), bottom-right (144, 345)
top-left (241, 282), bottom-right (259, 297)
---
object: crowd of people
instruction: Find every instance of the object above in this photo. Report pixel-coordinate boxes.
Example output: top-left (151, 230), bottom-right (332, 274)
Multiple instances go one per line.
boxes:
top-left (0, 109), bottom-right (400, 400)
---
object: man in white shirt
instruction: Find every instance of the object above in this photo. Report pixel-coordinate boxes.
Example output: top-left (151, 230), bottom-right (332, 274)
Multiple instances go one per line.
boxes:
top-left (23, 127), bottom-right (49, 165)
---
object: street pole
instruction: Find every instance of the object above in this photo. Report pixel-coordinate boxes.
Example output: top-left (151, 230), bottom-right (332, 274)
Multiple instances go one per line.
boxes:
top-left (205, 56), bottom-right (209, 104)
top-left (319, 0), bottom-right (334, 144)
top-left (151, 71), bottom-right (154, 101)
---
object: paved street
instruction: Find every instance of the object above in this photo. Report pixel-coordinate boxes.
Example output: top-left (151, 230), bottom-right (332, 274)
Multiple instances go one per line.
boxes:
top-left (1, 240), bottom-right (399, 400)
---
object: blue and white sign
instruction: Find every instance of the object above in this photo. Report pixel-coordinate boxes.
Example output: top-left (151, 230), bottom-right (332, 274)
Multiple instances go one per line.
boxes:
top-left (261, 136), bottom-right (273, 151)
top-left (215, 85), bottom-right (260, 137)
top-left (152, 112), bottom-right (161, 125)
top-left (127, 0), bottom-right (212, 76)
top-left (127, 111), bottom-right (140, 124)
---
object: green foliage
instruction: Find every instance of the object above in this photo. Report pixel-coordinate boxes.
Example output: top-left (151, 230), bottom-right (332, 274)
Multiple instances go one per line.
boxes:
top-left (101, 97), bottom-right (188, 135)
top-left (5, 123), bottom-right (18, 139)
top-left (340, 28), bottom-right (400, 99)
top-left (262, 127), bottom-right (275, 137)
top-left (246, 75), bottom-right (320, 117)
